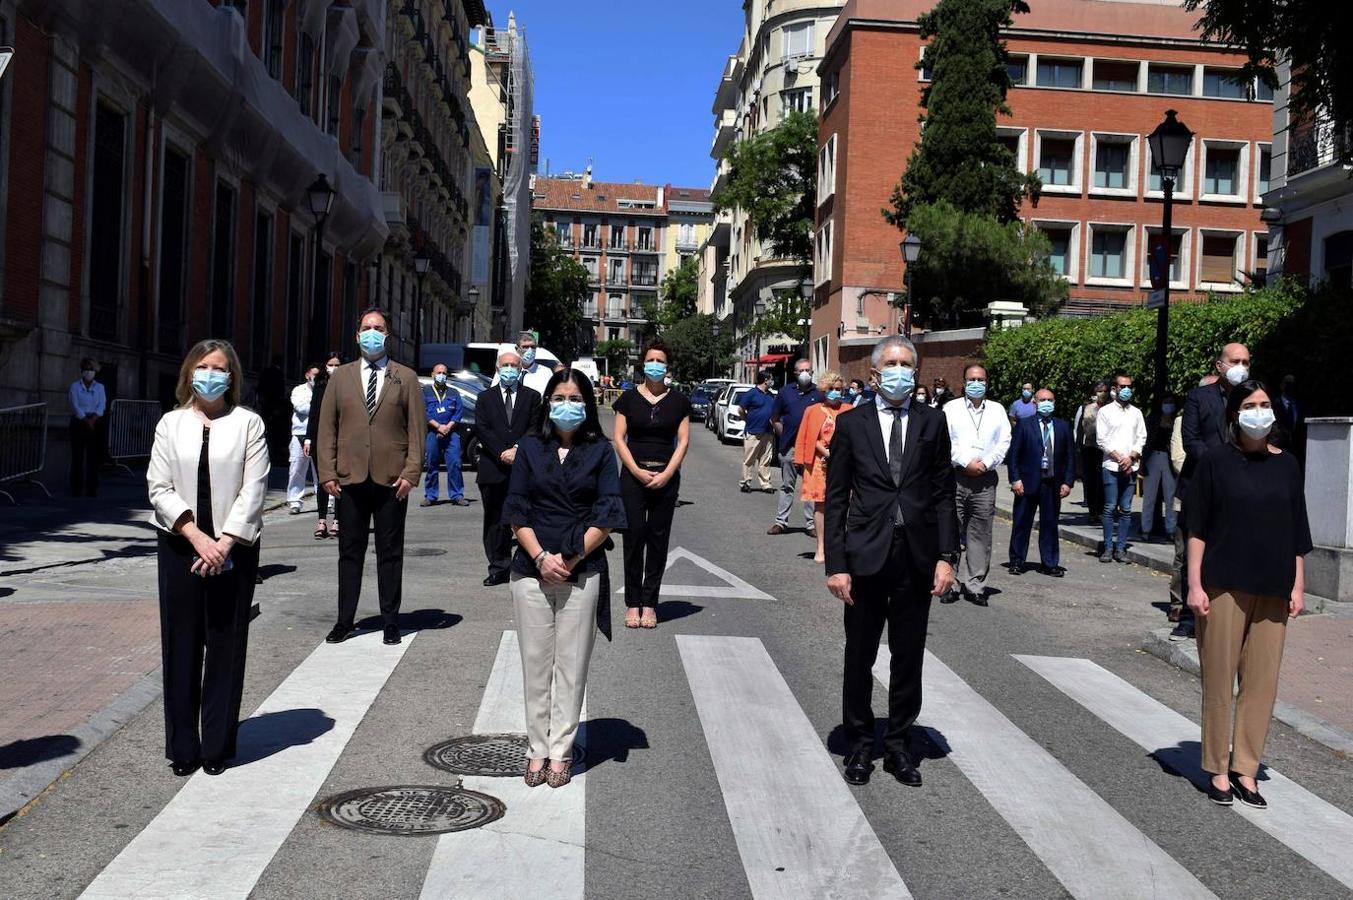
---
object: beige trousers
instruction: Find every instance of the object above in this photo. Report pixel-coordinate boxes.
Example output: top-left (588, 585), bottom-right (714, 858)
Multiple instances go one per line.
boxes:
top-left (742, 432), bottom-right (774, 489)
top-left (511, 572), bottom-right (599, 761)
top-left (1196, 589), bottom-right (1289, 777)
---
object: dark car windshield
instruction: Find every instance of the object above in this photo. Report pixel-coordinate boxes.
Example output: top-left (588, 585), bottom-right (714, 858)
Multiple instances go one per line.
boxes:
top-left (691, 388), bottom-right (712, 402)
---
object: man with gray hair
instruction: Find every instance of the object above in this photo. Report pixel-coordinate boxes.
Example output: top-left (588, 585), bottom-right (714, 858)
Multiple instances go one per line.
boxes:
top-left (475, 346), bottom-right (541, 586)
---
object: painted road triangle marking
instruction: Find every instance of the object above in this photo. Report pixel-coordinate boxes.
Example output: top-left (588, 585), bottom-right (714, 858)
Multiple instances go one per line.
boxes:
top-left (613, 547), bottom-right (774, 600)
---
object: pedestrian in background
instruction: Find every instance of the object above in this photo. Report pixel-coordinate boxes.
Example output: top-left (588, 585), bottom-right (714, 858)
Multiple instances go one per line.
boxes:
top-left (1275, 374), bottom-right (1305, 463)
top-left (1140, 392), bottom-right (1181, 541)
top-left (943, 363), bottom-right (1010, 605)
top-left (1073, 381), bottom-right (1110, 521)
top-left (796, 371), bottom-right (847, 564)
top-left (1187, 379), bottom-right (1310, 809)
top-left (912, 384), bottom-right (930, 407)
top-left (477, 347), bottom-right (541, 586)
top-left (848, 377), bottom-right (871, 407)
top-left (147, 339), bottom-right (269, 777)
top-left (736, 370), bottom-right (776, 493)
top-left (507, 369), bottom-right (625, 788)
top-left (1006, 389), bottom-right (1074, 577)
top-left (68, 356), bottom-right (106, 498)
top-left (304, 352), bottom-right (342, 539)
top-left (316, 309), bottom-right (424, 646)
top-left (514, 331), bottom-right (554, 396)
top-left (421, 362), bottom-right (467, 507)
top-left (286, 365), bottom-right (318, 514)
top-left (768, 358), bottom-right (823, 536)
top-left (931, 377), bottom-right (954, 409)
top-left (1008, 381), bottom-right (1037, 423)
top-left (613, 341), bottom-right (691, 629)
top-left (1096, 372), bottom-right (1147, 563)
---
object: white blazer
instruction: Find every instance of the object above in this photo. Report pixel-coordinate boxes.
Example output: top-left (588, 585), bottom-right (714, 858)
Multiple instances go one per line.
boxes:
top-left (148, 406), bottom-right (271, 545)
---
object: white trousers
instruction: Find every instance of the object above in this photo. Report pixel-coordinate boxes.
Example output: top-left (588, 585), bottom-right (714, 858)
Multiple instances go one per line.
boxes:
top-left (287, 435), bottom-right (314, 504)
top-left (511, 572), bottom-right (599, 760)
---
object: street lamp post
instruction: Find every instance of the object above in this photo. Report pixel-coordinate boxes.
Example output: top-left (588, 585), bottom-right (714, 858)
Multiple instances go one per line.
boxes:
top-left (753, 298), bottom-right (767, 381)
top-left (711, 323), bottom-right (721, 378)
top-left (413, 251), bottom-right (430, 369)
top-left (305, 174), bottom-right (336, 364)
top-left (467, 286), bottom-right (480, 341)
top-left (900, 233), bottom-right (922, 337)
top-left (1146, 109), bottom-right (1194, 406)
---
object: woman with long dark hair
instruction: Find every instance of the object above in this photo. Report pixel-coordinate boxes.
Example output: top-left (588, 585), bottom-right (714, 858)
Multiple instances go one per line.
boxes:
top-left (304, 350), bottom-right (343, 538)
top-left (1186, 380), bottom-right (1310, 808)
top-left (505, 369), bottom-right (625, 788)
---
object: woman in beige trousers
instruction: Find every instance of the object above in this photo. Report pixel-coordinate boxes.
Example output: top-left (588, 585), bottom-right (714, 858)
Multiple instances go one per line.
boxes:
top-left (505, 369), bottom-right (625, 788)
top-left (1186, 380), bottom-right (1311, 809)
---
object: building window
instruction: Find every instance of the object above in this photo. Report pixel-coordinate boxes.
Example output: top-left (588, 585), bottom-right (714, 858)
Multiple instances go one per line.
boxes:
top-left (1203, 68), bottom-right (1247, 99)
top-left (210, 180), bottom-right (238, 337)
top-left (1007, 55), bottom-right (1028, 86)
top-left (634, 262), bottom-right (658, 286)
top-left (608, 258), bottom-right (626, 285)
top-left (782, 88), bottom-right (813, 118)
top-left (1093, 140), bottom-right (1131, 189)
top-left (296, 34), bottom-right (316, 117)
top-left (1089, 227), bottom-right (1130, 281)
top-left (1142, 228), bottom-right (1186, 288)
top-left (1200, 233), bottom-right (1239, 286)
top-left (583, 223), bottom-right (598, 248)
top-left (263, 0), bottom-right (285, 79)
top-left (1147, 64), bottom-right (1193, 96)
top-left (815, 220), bottom-right (833, 285)
top-left (609, 224), bottom-right (626, 249)
top-left (1038, 224), bottom-right (1076, 278)
top-left (251, 210), bottom-right (274, 368)
top-left (1253, 234), bottom-right (1269, 286)
top-left (823, 70), bottom-right (840, 108)
top-left (555, 221), bottom-right (571, 246)
top-left (349, 100), bottom-right (366, 170)
top-left (782, 22), bottom-right (814, 59)
top-left (607, 326), bottom-right (621, 342)
top-left (1147, 140), bottom-right (1193, 196)
top-left (326, 75), bottom-right (342, 136)
top-left (1038, 135), bottom-right (1078, 188)
top-left (1037, 58), bottom-right (1083, 89)
top-left (157, 146), bottom-right (190, 353)
top-left (818, 134), bottom-right (837, 203)
top-left (996, 127), bottom-right (1028, 172)
top-left (1254, 78), bottom-right (1275, 102)
top-left (606, 294), bottom-right (624, 318)
top-left (1092, 60), bottom-right (1139, 92)
top-left (342, 261), bottom-right (358, 337)
top-left (1203, 146), bottom-right (1241, 196)
top-left (1256, 144), bottom-right (1272, 197)
top-left (919, 48), bottom-right (932, 82)
top-left (89, 103), bottom-right (127, 342)
top-left (583, 293), bottom-right (598, 317)
top-left (286, 234), bottom-right (306, 371)
top-left (637, 227), bottom-right (654, 250)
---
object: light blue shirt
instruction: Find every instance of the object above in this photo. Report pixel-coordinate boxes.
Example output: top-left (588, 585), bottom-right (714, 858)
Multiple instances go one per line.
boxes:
top-left (69, 378), bottom-right (106, 419)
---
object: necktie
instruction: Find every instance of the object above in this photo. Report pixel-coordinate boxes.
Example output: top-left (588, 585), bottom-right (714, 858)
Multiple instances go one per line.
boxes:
top-left (1041, 420), bottom-right (1052, 471)
top-left (504, 387), bottom-right (514, 421)
top-left (888, 406), bottom-right (905, 525)
top-left (366, 365), bottom-right (378, 418)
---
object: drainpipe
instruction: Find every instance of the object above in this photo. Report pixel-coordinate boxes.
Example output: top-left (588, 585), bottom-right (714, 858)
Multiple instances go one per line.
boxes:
top-left (138, 105), bottom-right (155, 398)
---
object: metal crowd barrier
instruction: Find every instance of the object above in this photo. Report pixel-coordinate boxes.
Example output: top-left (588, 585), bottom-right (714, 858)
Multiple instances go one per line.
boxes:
top-left (0, 402), bottom-right (51, 504)
top-left (107, 399), bottom-right (162, 475)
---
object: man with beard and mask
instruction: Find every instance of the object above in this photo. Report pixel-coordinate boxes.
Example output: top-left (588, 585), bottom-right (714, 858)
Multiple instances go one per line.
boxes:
top-left (825, 336), bottom-right (957, 788)
top-left (767, 358), bottom-right (824, 536)
top-left (315, 309), bottom-right (424, 646)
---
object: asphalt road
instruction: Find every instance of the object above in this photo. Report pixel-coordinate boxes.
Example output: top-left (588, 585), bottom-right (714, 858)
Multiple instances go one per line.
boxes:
top-left (2, 412), bottom-right (1351, 899)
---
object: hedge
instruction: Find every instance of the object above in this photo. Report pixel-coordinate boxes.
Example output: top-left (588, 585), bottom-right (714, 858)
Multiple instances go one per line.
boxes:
top-left (982, 280), bottom-right (1349, 416)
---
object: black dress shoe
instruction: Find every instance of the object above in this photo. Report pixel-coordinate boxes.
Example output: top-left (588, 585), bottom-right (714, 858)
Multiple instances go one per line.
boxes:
top-left (882, 751), bottom-right (922, 787)
top-left (483, 572), bottom-right (510, 587)
top-left (202, 761), bottom-right (227, 776)
top-left (383, 625), bottom-right (402, 645)
top-left (1008, 562), bottom-right (1026, 575)
top-left (939, 590), bottom-right (958, 605)
top-left (326, 624), bottom-right (355, 644)
top-left (965, 588), bottom-right (989, 607)
top-left (1229, 773), bottom-right (1267, 809)
top-left (170, 760), bottom-right (200, 777)
top-left (1206, 780), bottom-right (1234, 806)
top-left (843, 749), bottom-right (873, 785)
top-left (1043, 565), bottom-right (1066, 578)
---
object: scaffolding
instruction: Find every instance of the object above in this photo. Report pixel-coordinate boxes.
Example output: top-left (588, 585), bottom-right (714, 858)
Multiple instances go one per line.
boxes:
top-left (484, 14), bottom-right (534, 336)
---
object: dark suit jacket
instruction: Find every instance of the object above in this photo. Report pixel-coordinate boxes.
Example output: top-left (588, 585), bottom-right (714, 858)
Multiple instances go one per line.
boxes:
top-left (1006, 416), bottom-right (1075, 489)
top-left (475, 384), bottom-right (542, 485)
top-left (824, 400), bottom-right (958, 580)
top-left (316, 359), bottom-right (423, 487)
top-left (1176, 382), bottom-right (1228, 500)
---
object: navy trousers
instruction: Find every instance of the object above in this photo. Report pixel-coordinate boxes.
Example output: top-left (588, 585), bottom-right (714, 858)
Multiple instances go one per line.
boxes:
top-left (1008, 476), bottom-right (1063, 569)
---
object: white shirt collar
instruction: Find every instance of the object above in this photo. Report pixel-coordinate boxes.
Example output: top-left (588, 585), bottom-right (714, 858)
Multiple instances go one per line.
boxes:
top-left (364, 355), bottom-right (389, 371)
top-left (875, 393), bottom-right (912, 414)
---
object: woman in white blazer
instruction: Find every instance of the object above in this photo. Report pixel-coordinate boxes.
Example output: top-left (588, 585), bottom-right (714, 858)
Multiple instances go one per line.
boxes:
top-left (148, 339), bottom-right (270, 776)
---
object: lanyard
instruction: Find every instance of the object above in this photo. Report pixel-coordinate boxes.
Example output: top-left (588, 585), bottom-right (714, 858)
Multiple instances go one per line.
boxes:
top-left (965, 400), bottom-right (985, 433)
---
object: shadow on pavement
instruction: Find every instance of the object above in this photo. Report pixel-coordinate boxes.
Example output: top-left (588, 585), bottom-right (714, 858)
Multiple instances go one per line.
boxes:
top-left (0, 735), bottom-right (82, 770)
top-left (656, 600), bottom-right (703, 623)
top-left (825, 722), bottom-right (952, 766)
top-left (233, 708), bottom-right (336, 766)
top-left (1147, 740), bottom-right (1271, 792)
top-left (354, 608), bottom-right (462, 633)
top-left (257, 563), bottom-right (299, 581)
top-left (576, 718), bottom-right (650, 775)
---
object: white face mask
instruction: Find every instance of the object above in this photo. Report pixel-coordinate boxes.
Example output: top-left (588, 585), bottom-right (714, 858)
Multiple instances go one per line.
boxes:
top-left (1224, 363), bottom-right (1249, 386)
top-left (326, 365), bottom-right (337, 375)
top-left (1237, 407), bottom-right (1275, 440)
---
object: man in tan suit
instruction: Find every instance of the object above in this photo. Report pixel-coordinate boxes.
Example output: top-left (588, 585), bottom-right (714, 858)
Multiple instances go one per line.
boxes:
top-left (316, 308), bottom-right (424, 645)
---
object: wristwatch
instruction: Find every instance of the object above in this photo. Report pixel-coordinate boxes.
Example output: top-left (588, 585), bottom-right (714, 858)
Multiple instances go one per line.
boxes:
top-left (533, 550), bottom-right (549, 569)
top-left (938, 552), bottom-right (959, 566)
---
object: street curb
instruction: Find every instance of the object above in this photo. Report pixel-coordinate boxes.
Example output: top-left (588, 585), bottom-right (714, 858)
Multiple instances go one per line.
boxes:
top-left (1142, 628), bottom-right (1353, 759)
top-left (993, 505), bottom-right (1173, 575)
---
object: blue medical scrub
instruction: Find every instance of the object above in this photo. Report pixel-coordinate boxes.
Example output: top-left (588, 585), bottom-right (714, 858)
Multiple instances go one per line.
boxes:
top-left (424, 384), bottom-right (464, 502)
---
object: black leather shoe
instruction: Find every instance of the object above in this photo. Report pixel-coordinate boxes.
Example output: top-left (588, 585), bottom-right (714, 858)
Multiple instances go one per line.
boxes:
top-left (882, 751), bottom-right (922, 787)
top-left (1044, 565), bottom-right (1066, 578)
top-left (483, 572), bottom-right (510, 587)
top-left (202, 761), bottom-right (227, 776)
top-left (325, 624), bottom-right (355, 644)
top-left (843, 749), bottom-right (873, 785)
top-left (1008, 562), bottom-right (1026, 575)
top-left (1229, 773), bottom-right (1267, 809)
top-left (965, 588), bottom-right (988, 607)
top-left (383, 625), bottom-right (402, 645)
top-left (170, 760), bottom-right (200, 777)
top-left (739, 484), bottom-right (751, 493)
top-left (1206, 780), bottom-right (1234, 805)
top-left (939, 590), bottom-right (958, 605)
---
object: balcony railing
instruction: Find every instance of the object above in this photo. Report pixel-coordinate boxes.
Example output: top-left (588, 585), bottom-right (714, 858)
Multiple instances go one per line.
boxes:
top-left (1288, 117), bottom-right (1352, 178)
top-left (607, 240), bottom-right (630, 253)
top-left (633, 240), bottom-right (658, 253)
top-left (632, 273), bottom-right (658, 287)
top-left (581, 234), bottom-right (601, 249)
top-left (675, 238), bottom-right (699, 251)
top-left (607, 273), bottom-right (628, 287)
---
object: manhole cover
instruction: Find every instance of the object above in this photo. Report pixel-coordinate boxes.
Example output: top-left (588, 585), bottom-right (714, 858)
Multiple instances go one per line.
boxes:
top-left (316, 785), bottom-right (504, 836)
top-left (406, 547), bottom-right (448, 558)
top-left (424, 734), bottom-right (585, 777)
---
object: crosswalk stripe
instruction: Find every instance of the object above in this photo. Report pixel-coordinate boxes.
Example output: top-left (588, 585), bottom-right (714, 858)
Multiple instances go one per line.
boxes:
top-left (419, 631), bottom-right (586, 900)
top-left (678, 635), bottom-right (912, 900)
top-left (873, 648), bottom-right (1215, 898)
top-left (80, 631), bottom-right (415, 899)
top-left (1017, 654), bottom-right (1353, 891)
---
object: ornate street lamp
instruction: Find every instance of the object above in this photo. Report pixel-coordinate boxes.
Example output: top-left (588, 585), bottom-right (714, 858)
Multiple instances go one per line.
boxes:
top-left (467, 286), bottom-right (480, 341)
top-left (711, 322), bottom-right (722, 378)
top-left (900, 233), bottom-right (922, 337)
top-left (306, 173), bottom-right (336, 363)
top-left (1146, 109), bottom-right (1193, 405)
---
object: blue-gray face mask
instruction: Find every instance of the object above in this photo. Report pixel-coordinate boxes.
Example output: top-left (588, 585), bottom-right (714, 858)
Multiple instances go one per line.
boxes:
top-left (192, 369), bottom-right (230, 401)
top-left (549, 400), bottom-right (586, 432)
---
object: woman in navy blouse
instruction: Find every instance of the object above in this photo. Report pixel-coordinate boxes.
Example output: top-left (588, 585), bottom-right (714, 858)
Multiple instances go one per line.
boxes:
top-left (505, 369), bottom-right (626, 788)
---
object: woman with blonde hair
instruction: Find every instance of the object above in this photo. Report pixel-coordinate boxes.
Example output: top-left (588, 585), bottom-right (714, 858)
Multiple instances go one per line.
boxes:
top-left (796, 371), bottom-right (847, 564)
top-left (148, 339), bottom-right (270, 776)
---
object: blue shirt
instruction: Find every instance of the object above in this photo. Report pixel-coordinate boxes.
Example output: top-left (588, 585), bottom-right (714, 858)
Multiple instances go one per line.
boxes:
top-left (69, 378), bottom-right (106, 419)
top-left (425, 384), bottom-right (463, 427)
top-left (1009, 397), bottom-right (1037, 420)
top-left (736, 386), bottom-right (775, 436)
top-left (772, 384), bottom-right (825, 454)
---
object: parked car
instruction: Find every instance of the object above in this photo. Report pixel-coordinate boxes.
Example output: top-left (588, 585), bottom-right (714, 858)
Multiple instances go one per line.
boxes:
top-left (714, 383), bottom-right (757, 444)
top-left (418, 376), bottom-right (484, 469)
top-left (689, 386), bottom-right (716, 421)
top-left (705, 384), bottom-right (732, 431)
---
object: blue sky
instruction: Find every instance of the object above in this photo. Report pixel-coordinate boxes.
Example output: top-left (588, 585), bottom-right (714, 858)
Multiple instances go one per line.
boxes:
top-left (488, 1), bottom-right (745, 188)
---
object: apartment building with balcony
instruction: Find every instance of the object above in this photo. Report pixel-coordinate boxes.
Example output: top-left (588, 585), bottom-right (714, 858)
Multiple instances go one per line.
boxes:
top-left (810, 0), bottom-right (1275, 374)
top-left (664, 186), bottom-right (714, 277)
top-left (0, 0), bottom-right (389, 416)
top-left (698, 0), bottom-right (846, 373)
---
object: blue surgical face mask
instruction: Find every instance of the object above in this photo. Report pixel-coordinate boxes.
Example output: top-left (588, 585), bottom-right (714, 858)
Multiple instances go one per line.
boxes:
top-left (192, 368), bottom-right (231, 401)
top-left (876, 365), bottom-right (915, 402)
top-left (643, 361), bottom-right (668, 382)
top-left (434, 373), bottom-right (447, 385)
top-left (498, 365), bottom-right (521, 387)
top-left (1022, 389), bottom-right (1033, 401)
top-left (845, 388), bottom-right (857, 398)
top-left (1037, 399), bottom-right (1055, 417)
top-left (358, 328), bottom-right (386, 356)
top-left (549, 399), bottom-right (586, 432)
top-left (965, 380), bottom-right (986, 400)
top-left (520, 347), bottom-right (537, 367)
top-left (826, 389), bottom-right (843, 402)
top-left (1118, 387), bottom-right (1133, 403)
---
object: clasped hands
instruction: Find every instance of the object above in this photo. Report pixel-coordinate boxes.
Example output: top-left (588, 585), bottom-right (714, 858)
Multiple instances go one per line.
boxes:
top-left (828, 561), bottom-right (954, 606)
top-left (536, 551), bottom-right (576, 584)
top-left (188, 530), bottom-right (235, 577)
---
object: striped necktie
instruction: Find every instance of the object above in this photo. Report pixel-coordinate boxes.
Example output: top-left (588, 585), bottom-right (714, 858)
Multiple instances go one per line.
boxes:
top-left (366, 365), bottom-right (378, 418)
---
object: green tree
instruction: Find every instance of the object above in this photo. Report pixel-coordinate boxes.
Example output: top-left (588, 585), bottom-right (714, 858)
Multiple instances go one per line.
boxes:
top-left (595, 339), bottom-right (634, 378)
top-left (636, 256), bottom-right (700, 339)
top-left (662, 314), bottom-right (739, 383)
top-left (886, 0), bottom-right (1038, 226)
top-left (712, 109), bottom-right (817, 265)
top-left (524, 218), bottom-right (588, 361)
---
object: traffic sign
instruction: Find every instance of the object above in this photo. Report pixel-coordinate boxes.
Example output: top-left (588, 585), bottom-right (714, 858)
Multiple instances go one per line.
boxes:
top-left (1146, 289), bottom-right (1167, 310)
top-left (1147, 235), bottom-right (1170, 290)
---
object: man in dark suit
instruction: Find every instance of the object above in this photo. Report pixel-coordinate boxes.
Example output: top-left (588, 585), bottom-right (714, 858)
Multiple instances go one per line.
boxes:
top-left (476, 346), bottom-right (542, 586)
top-left (1006, 388), bottom-right (1075, 577)
top-left (824, 336), bottom-right (958, 788)
top-left (316, 309), bottom-right (425, 646)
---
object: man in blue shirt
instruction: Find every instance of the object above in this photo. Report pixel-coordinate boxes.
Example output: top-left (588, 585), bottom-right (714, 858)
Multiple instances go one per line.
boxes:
top-left (768, 358), bottom-right (824, 535)
top-left (735, 370), bottom-right (776, 493)
top-left (1008, 381), bottom-right (1037, 423)
top-left (421, 363), bottom-right (467, 507)
top-left (68, 356), bottom-right (106, 497)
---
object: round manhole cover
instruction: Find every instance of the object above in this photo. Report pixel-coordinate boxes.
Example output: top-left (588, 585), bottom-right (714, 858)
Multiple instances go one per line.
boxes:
top-left (316, 785), bottom-right (504, 836)
top-left (424, 734), bottom-right (585, 777)
top-left (406, 547), bottom-right (448, 558)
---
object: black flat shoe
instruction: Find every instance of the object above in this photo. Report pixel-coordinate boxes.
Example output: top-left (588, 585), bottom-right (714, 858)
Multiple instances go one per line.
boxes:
top-left (882, 751), bottom-right (922, 787)
top-left (843, 749), bottom-right (873, 785)
top-left (939, 591), bottom-right (958, 605)
top-left (966, 589), bottom-right (989, 608)
top-left (1044, 565), bottom-right (1066, 578)
top-left (171, 760), bottom-right (200, 777)
top-left (1206, 781), bottom-right (1234, 806)
top-left (326, 624), bottom-right (355, 644)
top-left (483, 573), bottom-right (510, 587)
top-left (1229, 773), bottom-right (1267, 809)
top-left (383, 624), bottom-right (402, 645)
top-left (1008, 562), bottom-right (1026, 575)
top-left (202, 761), bottom-right (227, 776)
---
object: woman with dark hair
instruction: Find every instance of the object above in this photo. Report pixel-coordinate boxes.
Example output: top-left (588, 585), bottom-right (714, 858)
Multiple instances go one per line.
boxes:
top-left (304, 350), bottom-right (343, 538)
top-left (506, 368), bottom-right (625, 788)
top-left (611, 340), bottom-right (691, 629)
top-left (147, 339), bottom-right (270, 776)
top-left (1186, 380), bottom-right (1311, 809)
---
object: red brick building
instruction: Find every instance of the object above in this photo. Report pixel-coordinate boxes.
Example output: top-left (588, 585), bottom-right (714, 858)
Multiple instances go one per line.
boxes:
top-left (812, 0), bottom-right (1275, 374)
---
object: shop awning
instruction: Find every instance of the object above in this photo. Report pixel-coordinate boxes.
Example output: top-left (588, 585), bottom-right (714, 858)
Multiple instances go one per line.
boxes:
top-left (745, 353), bottom-right (792, 365)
